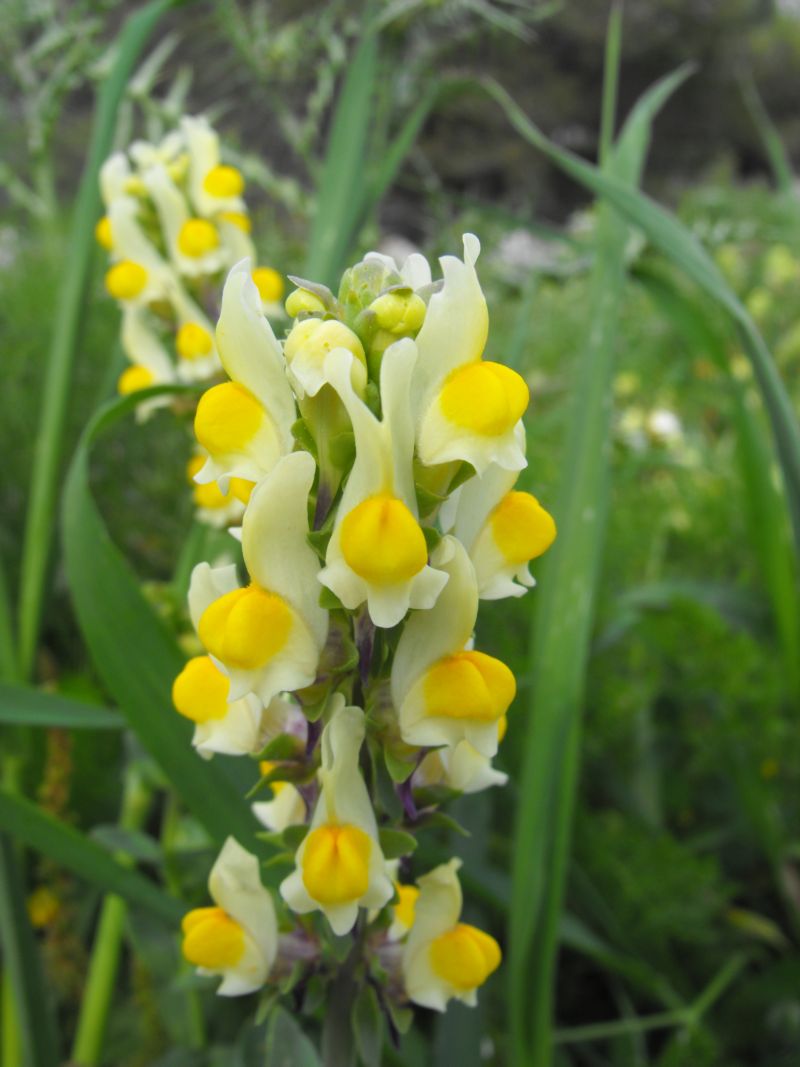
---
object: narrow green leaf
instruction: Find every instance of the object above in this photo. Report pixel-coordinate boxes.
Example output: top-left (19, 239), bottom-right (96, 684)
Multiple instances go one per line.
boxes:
top-left (0, 835), bottom-right (59, 1067)
top-left (0, 683), bottom-right (124, 730)
top-left (305, 30), bottom-right (379, 285)
top-left (377, 827), bottom-right (418, 859)
top-left (62, 388), bottom-right (265, 857)
top-left (0, 790), bottom-right (182, 924)
top-left (352, 984), bottom-right (384, 1067)
top-left (739, 72), bottom-right (794, 195)
top-left (265, 1006), bottom-right (322, 1066)
top-left (507, 33), bottom-right (690, 1067)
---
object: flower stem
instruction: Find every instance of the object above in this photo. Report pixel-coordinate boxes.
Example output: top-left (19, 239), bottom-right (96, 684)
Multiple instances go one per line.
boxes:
top-left (70, 766), bottom-right (152, 1066)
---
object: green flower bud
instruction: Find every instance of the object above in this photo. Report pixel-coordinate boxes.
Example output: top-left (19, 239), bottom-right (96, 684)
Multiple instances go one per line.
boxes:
top-left (285, 288), bottom-right (327, 317)
top-left (370, 290), bottom-right (427, 335)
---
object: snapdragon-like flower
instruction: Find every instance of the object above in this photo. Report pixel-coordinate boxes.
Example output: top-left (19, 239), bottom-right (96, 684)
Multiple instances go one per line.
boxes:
top-left (193, 262), bottom-right (296, 489)
top-left (318, 342), bottom-right (448, 628)
top-left (441, 461), bottom-right (556, 599)
top-left (280, 701), bottom-right (393, 935)
top-left (181, 837), bottom-right (277, 996)
top-left (391, 537), bottom-right (515, 759)
top-left (189, 450), bottom-right (328, 704)
top-left (412, 234), bottom-right (529, 474)
top-left (402, 859), bottom-right (501, 1011)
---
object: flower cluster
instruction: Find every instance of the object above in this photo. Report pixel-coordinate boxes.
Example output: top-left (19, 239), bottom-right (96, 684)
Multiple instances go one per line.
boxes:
top-left (98, 116), bottom-right (287, 528)
top-left (174, 235), bottom-right (556, 1022)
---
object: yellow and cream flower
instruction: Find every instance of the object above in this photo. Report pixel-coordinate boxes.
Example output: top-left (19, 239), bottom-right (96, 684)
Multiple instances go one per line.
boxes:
top-left (182, 115), bottom-right (247, 220)
top-left (252, 760), bottom-right (307, 834)
top-left (172, 654), bottom-right (265, 758)
top-left (318, 342), bottom-right (449, 628)
top-left (414, 736), bottom-right (508, 796)
top-left (283, 318), bottom-right (367, 399)
top-left (391, 537), bottom-right (515, 759)
top-left (389, 882), bottom-right (419, 941)
top-left (280, 701), bottom-right (393, 935)
top-left (441, 462), bottom-right (556, 599)
top-left (412, 234), bottom-right (528, 474)
top-left (170, 286), bottom-right (222, 383)
top-left (402, 859), bottom-right (500, 1011)
top-left (188, 450), bottom-right (328, 705)
top-left (186, 454), bottom-right (250, 528)
top-left (181, 837), bottom-right (277, 996)
top-left (144, 164), bottom-right (230, 278)
top-left (105, 195), bottom-right (177, 306)
top-left (193, 262), bottom-right (296, 490)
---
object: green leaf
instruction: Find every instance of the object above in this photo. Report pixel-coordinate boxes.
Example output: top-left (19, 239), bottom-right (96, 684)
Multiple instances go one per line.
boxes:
top-left (0, 790), bottom-right (182, 924)
top-left (265, 1006), bottom-right (322, 1067)
top-left (281, 824), bottom-right (309, 851)
top-left (0, 682), bottom-right (124, 730)
top-left (383, 745), bottom-right (417, 784)
top-left (378, 827), bottom-right (418, 860)
top-left (0, 835), bottom-right (59, 1067)
top-left (62, 389), bottom-right (266, 859)
top-left (256, 734), bottom-right (306, 762)
top-left (352, 984), bottom-right (384, 1067)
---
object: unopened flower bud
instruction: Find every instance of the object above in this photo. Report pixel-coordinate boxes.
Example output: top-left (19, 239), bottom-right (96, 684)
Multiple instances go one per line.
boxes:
top-left (370, 290), bottom-right (426, 335)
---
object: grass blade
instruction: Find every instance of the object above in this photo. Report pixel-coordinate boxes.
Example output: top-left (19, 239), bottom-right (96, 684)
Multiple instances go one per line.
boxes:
top-left (479, 77), bottom-right (800, 555)
top-left (16, 0), bottom-right (177, 681)
top-left (739, 72), bottom-right (794, 196)
top-left (507, 14), bottom-right (692, 1063)
top-left (305, 28), bottom-right (379, 285)
top-left (0, 684), bottom-right (125, 730)
top-left (0, 789), bottom-right (181, 925)
top-left (0, 835), bottom-right (59, 1067)
top-left (62, 389), bottom-right (265, 858)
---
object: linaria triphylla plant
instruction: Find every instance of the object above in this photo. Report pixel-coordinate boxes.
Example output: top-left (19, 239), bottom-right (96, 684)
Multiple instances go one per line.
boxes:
top-left (97, 116), bottom-right (286, 527)
top-left (174, 235), bottom-right (556, 1031)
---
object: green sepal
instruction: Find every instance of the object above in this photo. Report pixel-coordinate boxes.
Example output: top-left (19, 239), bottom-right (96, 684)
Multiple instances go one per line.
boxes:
top-left (416, 809), bottom-right (471, 837)
top-left (282, 823), bottom-right (310, 851)
top-left (378, 827), bottom-right (418, 860)
top-left (422, 525), bottom-right (442, 554)
top-left (383, 744), bottom-right (417, 784)
top-left (248, 762), bottom-right (314, 799)
top-left (386, 1000), bottom-right (413, 1037)
top-left (352, 983), bottom-right (384, 1067)
top-left (279, 960), bottom-right (306, 996)
top-left (329, 430), bottom-right (355, 470)
top-left (292, 417), bottom-right (319, 458)
top-left (262, 851), bottom-right (296, 872)
top-left (415, 483), bottom-right (446, 519)
top-left (448, 459), bottom-right (476, 493)
top-left (254, 733), bottom-right (306, 763)
top-left (318, 585), bottom-right (345, 611)
top-left (411, 784), bottom-right (462, 809)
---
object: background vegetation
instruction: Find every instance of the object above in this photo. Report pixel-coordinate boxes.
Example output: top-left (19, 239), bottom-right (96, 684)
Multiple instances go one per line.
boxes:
top-left (1, 1), bottom-right (800, 1065)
